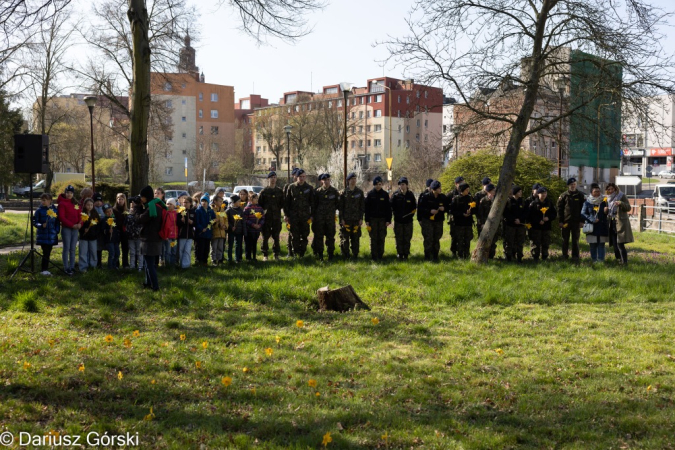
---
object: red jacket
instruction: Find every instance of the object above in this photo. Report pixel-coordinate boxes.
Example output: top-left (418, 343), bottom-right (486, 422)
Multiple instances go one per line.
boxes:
top-left (159, 209), bottom-right (178, 240)
top-left (57, 194), bottom-right (81, 229)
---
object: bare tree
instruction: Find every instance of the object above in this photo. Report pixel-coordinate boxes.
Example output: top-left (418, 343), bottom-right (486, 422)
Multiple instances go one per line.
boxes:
top-left (255, 107), bottom-right (289, 169)
top-left (386, 0), bottom-right (675, 263)
top-left (314, 148), bottom-right (363, 191)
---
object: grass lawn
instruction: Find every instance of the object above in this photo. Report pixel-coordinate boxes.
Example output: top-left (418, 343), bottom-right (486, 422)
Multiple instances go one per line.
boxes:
top-left (1, 227), bottom-right (675, 449)
top-left (0, 212), bottom-right (29, 247)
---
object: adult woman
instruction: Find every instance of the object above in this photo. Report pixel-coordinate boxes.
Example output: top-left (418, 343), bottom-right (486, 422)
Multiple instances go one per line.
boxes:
top-left (138, 185), bottom-right (165, 291)
top-left (113, 193), bottom-right (129, 268)
top-left (57, 185), bottom-right (81, 275)
top-left (604, 182), bottom-right (633, 265)
top-left (581, 183), bottom-right (609, 262)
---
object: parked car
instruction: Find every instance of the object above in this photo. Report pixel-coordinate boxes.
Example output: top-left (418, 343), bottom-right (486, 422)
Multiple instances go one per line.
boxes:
top-left (13, 180), bottom-right (46, 198)
top-left (233, 185), bottom-right (264, 195)
top-left (188, 181), bottom-right (215, 190)
top-left (653, 184), bottom-right (675, 214)
top-left (164, 189), bottom-right (189, 200)
top-left (658, 169), bottom-right (675, 179)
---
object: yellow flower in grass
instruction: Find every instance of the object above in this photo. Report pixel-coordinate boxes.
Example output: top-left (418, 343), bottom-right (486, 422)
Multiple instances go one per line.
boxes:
top-left (265, 347), bottom-right (273, 356)
top-left (540, 207), bottom-right (549, 215)
top-left (525, 223), bottom-right (532, 229)
top-left (170, 241), bottom-right (177, 247)
top-left (221, 376), bottom-right (232, 387)
top-left (308, 379), bottom-right (317, 388)
top-left (78, 363), bottom-right (85, 372)
top-left (202, 341), bottom-right (208, 349)
top-left (144, 407), bottom-right (155, 421)
top-left (123, 338), bottom-right (132, 348)
top-left (296, 320), bottom-right (304, 328)
top-left (371, 317), bottom-right (380, 325)
top-left (105, 335), bottom-right (113, 343)
top-left (495, 348), bottom-right (504, 355)
top-left (322, 432), bottom-right (332, 447)
top-left (255, 212), bottom-right (263, 219)
top-left (118, 371), bottom-right (123, 380)
top-left (382, 432), bottom-right (389, 442)
top-left (133, 330), bottom-right (140, 337)
top-left (151, 379), bottom-right (156, 384)
top-left (647, 385), bottom-right (653, 391)
top-left (315, 392), bottom-right (320, 397)
top-left (275, 335), bottom-right (281, 344)
top-left (180, 334), bottom-right (186, 341)
top-left (469, 201), bottom-right (477, 208)
top-left (48, 339), bottom-right (55, 347)
top-left (106, 217), bottom-right (115, 227)
top-left (243, 367), bottom-right (250, 373)
top-left (23, 361), bottom-right (31, 370)
top-left (195, 361), bottom-right (202, 369)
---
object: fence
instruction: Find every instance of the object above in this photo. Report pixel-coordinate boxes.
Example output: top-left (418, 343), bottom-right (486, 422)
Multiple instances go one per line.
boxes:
top-left (630, 203), bottom-right (675, 235)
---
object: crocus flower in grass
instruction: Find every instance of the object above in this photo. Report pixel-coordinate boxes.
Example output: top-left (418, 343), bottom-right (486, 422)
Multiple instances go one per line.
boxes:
top-left (296, 320), bottom-right (304, 328)
top-left (495, 348), bottom-right (504, 355)
top-left (195, 361), bottom-right (202, 369)
top-left (242, 367), bottom-right (250, 373)
top-left (308, 379), bottom-right (317, 388)
top-left (371, 317), bottom-right (380, 325)
top-left (202, 341), bottom-right (208, 349)
top-left (23, 361), bottom-right (31, 370)
top-left (118, 371), bottom-right (123, 380)
top-left (221, 376), bottom-right (232, 387)
top-left (105, 335), bottom-right (113, 343)
top-left (180, 334), bottom-right (186, 341)
top-left (144, 407), bottom-right (155, 421)
top-left (78, 363), bottom-right (85, 372)
top-left (275, 336), bottom-right (281, 344)
top-left (106, 217), bottom-right (115, 227)
top-left (322, 432), bottom-right (332, 447)
top-left (133, 330), bottom-right (140, 337)
top-left (540, 207), bottom-right (549, 215)
top-left (469, 202), bottom-right (476, 208)
top-left (265, 347), bottom-right (273, 356)
top-left (123, 338), bottom-right (132, 348)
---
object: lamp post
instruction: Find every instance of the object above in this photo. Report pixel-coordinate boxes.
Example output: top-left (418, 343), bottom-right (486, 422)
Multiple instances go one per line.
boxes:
top-left (84, 96), bottom-right (97, 192)
top-left (597, 101), bottom-right (616, 183)
top-left (555, 77), bottom-right (567, 178)
top-left (284, 125), bottom-right (292, 183)
top-left (340, 82), bottom-right (354, 188)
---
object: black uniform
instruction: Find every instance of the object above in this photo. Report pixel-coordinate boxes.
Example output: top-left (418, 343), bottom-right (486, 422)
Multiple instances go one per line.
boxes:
top-left (364, 188), bottom-right (392, 260)
top-left (312, 185), bottom-right (340, 259)
top-left (259, 185), bottom-right (284, 258)
top-left (474, 189), bottom-right (489, 236)
top-left (417, 191), bottom-right (447, 261)
top-left (557, 189), bottom-right (586, 259)
top-left (285, 182), bottom-right (314, 257)
top-left (446, 186), bottom-right (462, 255)
top-left (503, 196), bottom-right (528, 262)
top-left (390, 189), bottom-right (417, 259)
top-left (338, 186), bottom-right (365, 259)
top-left (528, 197), bottom-right (557, 260)
top-left (451, 194), bottom-right (476, 259)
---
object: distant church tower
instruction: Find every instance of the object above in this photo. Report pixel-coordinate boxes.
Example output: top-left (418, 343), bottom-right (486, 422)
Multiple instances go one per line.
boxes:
top-left (178, 33), bottom-right (200, 80)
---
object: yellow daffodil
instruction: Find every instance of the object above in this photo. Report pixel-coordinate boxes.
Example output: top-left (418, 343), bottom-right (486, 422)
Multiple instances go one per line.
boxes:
top-left (78, 363), bottom-right (85, 372)
top-left (23, 361), bottom-right (31, 370)
top-left (202, 341), bottom-right (208, 349)
top-left (382, 432), bottom-right (389, 442)
top-left (255, 212), bottom-right (263, 219)
top-left (74, 205), bottom-right (79, 210)
top-left (47, 209), bottom-right (57, 218)
top-left (105, 335), bottom-right (113, 343)
top-left (367, 225), bottom-right (372, 231)
top-left (308, 379), bottom-right (317, 388)
top-left (275, 336), bottom-right (281, 344)
top-left (647, 385), bottom-right (652, 391)
top-left (525, 223), bottom-right (532, 229)
top-left (91, 219), bottom-right (98, 225)
top-left (133, 330), bottom-right (140, 337)
top-left (221, 376), bottom-right (232, 387)
top-left (593, 206), bottom-right (599, 212)
top-left (430, 214), bottom-right (436, 221)
top-left (563, 223), bottom-right (569, 228)
top-left (123, 210), bottom-right (129, 215)
top-left (170, 241), bottom-right (177, 247)
top-left (233, 214), bottom-right (242, 221)
top-left (540, 207), bottom-right (549, 214)
top-left (286, 223), bottom-right (291, 230)
top-left (48, 339), bottom-right (55, 347)
top-left (469, 201), bottom-right (477, 208)
top-left (123, 338), bottom-right (132, 348)
top-left (144, 407), bottom-right (155, 421)
top-left (81, 213), bottom-right (89, 221)
top-left (353, 227), bottom-right (359, 234)
top-left (603, 196), bottom-right (608, 202)
top-left (243, 367), bottom-right (250, 373)
top-left (307, 218), bottom-right (312, 224)
top-left (178, 206), bottom-right (186, 213)
top-left (265, 347), bottom-right (273, 356)
top-left (296, 320), bottom-right (304, 328)
top-left (106, 217), bottom-right (115, 227)
top-left (322, 432), bottom-right (332, 447)
top-left (495, 348), bottom-right (504, 355)
top-left (315, 392), bottom-right (320, 397)
top-left (195, 361), bottom-right (202, 369)
top-left (371, 317), bottom-right (380, 325)
top-left (180, 334), bottom-right (186, 341)
top-left (118, 371), bottom-right (123, 380)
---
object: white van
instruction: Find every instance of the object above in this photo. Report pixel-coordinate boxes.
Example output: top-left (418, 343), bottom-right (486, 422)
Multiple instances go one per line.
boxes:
top-left (233, 185), bottom-right (264, 195)
top-left (653, 184), bottom-right (675, 214)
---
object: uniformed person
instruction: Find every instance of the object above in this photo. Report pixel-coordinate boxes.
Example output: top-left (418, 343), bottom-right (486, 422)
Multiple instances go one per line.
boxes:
top-left (312, 173), bottom-right (339, 260)
top-left (447, 176), bottom-right (465, 257)
top-left (338, 172), bottom-right (365, 260)
top-left (365, 176), bottom-right (392, 261)
top-left (477, 183), bottom-right (498, 259)
top-left (503, 186), bottom-right (528, 262)
top-left (258, 171), bottom-right (284, 261)
top-left (418, 178), bottom-right (434, 204)
top-left (528, 186), bottom-right (557, 261)
top-left (525, 182), bottom-right (542, 243)
top-left (283, 168), bottom-right (300, 257)
top-left (417, 180), bottom-right (447, 261)
top-left (557, 177), bottom-right (586, 260)
top-left (451, 182), bottom-right (476, 259)
top-left (390, 176), bottom-right (417, 260)
top-left (474, 177), bottom-right (492, 237)
top-left (284, 169), bottom-right (313, 257)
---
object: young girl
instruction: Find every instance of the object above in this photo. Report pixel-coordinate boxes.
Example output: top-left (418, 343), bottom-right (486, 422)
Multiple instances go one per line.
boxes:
top-left (113, 193), bottom-right (130, 268)
top-left (244, 193), bottom-right (265, 261)
top-left (33, 193), bottom-right (60, 275)
top-left (102, 203), bottom-right (121, 269)
top-left (125, 196), bottom-right (144, 271)
top-left (57, 185), bottom-right (81, 275)
top-left (78, 198), bottom-right (100, 272)
top-left (238, 189), bottom-right (249, 256)
top-left (226, 195), bottom-right (246, 263)
top-left (160, 198), bottom-right (179, 267)
top-left (194, 193), bottom-right (216, 266)
top-left (210, 196), bottom-right (228, 265)
top-left (177, 196), bottom-right (196, 269)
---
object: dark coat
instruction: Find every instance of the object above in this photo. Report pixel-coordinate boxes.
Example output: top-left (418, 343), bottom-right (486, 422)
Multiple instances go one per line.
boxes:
top-left (101, 214), bottom-right (121, 245)
top-left (33, 205), bottom-right (60, 246)
top-left (528, 197), bottom-right (558, 231)
top-left (580, 198), bottom-right (609, 237)
top-left (227, 205), bottom-right (246, 235)
top-left (504, 196), bottom-right (528, 227)
top-left (194, 205), bottom-right (216, 239)
top-left (451, 193), bottom-right (476, 227)
top-left (138, 202), bottom-right (164, 256)
top-left (364, 188), bottom-right (392, 222)
top-left (390, 189), bottom-right (417, 224)
top-left (557, 189), bottom-right (586, 224)
top-left (79, 209), bottom-right (101, 241)
top-left (417, 191), bottom-right (448, 222)
top-left (176, 207), bottom-right (196, 240)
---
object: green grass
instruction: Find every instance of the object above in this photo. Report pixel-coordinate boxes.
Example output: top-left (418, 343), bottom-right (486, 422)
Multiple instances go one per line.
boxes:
top-left (0, 212), bottom-right (29, 246)
top-left (1, 227), bottom-right (675, 449)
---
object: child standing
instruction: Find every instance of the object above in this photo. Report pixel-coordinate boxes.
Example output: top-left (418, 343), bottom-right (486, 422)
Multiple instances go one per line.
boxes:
top-left (78, 198), bottom-right (100, 272)
top-left (125, 196), bottom-right (145, 271)
top-left (57, 185), bottom-right (81, 275)
top-left (113, 193), bottom-right (130, 268)
top-left (226, 195), bottom-right (246, 263)
top-left (210, 196), bottom-right (228, 265)
top-left (33, 193), bottom-right (60, 275)
top-left (194, 193), bottom-right (216, 266)
top-left (244, 193), bottom-right (265, 261)
top-left (93, 192), bottom-right (105, 269)
top-left (102, 203), bottom-right (121, 269)
top-left (177, 196), bottom-right (196, 269)
top-left (160, 198), bottom-right (179, 266)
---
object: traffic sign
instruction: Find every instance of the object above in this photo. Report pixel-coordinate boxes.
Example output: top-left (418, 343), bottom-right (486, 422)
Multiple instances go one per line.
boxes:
top-left (386, 157), bottom-right (393, 170)
top-left (387, 170), bottom-right (393, 181)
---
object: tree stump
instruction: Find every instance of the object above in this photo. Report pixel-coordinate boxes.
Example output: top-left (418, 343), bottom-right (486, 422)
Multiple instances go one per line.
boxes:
top-left (316, 285), bottom-right (370, 312)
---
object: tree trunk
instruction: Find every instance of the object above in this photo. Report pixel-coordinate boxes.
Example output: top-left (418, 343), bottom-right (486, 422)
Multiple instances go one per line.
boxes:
top-left (127, 0), bottom-right (151, 196)
top-left (316, 285), bottom-right (370, 312)
top-left (471, 0), bottom-right (556, 263)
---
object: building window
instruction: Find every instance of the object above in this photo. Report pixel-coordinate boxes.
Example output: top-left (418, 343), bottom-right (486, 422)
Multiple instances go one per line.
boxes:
top-left (210, 110), bottom-right (218, 118)
top-left (199, 110), bottom-right (203, 118)
top-left (182, 99), bottom-right (186, 105)
top-left (415, 133), bottom-right (420, 142)
top-left (374, 95), bottom-right (382, 103)
top-left (397, 110), bottom-right (401, 118)
top-left (359, 140), bottom-right (364, 148)
top-left (367, 139), bottom-right (371, 147)
top-left (374, 139), bottom-right (382, 147)
top-left (165, 167), bottom-right (173, 175)
top-left (182, 149), bottom-right (187, 155)
top-left (327, 101), bottom-right (333, 108)
top-left (367, 111), bottom-right (371, 118)
top-left (374, 110), bottom-right (382, 117)
top-left (211, 93), bottom-right (218, 102)
top-left (552, 141), bottom-right (557, 148)
top-left (366, 125), bottom-right (371, 132)
top-left (256, 146), bottom-right (261, 154)
top-left (359, 126), bottom-right (363, 133)
top-left (199, 93), bottom-right (203, 101)
top-left (351, 126), bottom-right (355, 133)
top-left (374, 153), bottom-right (382, 162)
top-left (359, 111), bottom-right (364, 119)
top-left (416, 119), bottom-right (421, 127)
top-left (424, 135), bottom-right (428, 142)
top-left (164, 83), bottom-right (172, 91)
top-left (211, 143), bottom-right (219, 151)
top-left (398, 95), bottom-right (401, 103)
top-left (256, 158), bottom-right (261, 165)
top-left (351, 141), bottom-right (355, 148)
top-left (211, 126), bottom-right (219, 135)
top-left (352, 98), bottom-right (357, 106)
top-left (406, 96), bottom-right (410, 104)
top-left (182, 132), bottom-right (186, 138)
top-left (199, 126), bottom-right (203, 135)
top-left (405, 125), bottom-right (410, 133)
top-left (424, 90), bottom-right (428, 98)
top-left (181, 116), bottom-right (186, 122)
top-left (424, 119), bottom-right (428, 128)
top-left (295, 105), bottom-right (299, 112)
top-left (337, 99), bottom-right (343, 107)
top-left (405, 140), bottom-right (410, 148)
top-left (416, 106), bottom-right (420, 113)
top-left (367, 154), bottom-right (371, 161)
top-left (397, 139), bottom-right (401, 147)
top-left (374, 124), bottom-right (382, 132)
top-left (351, 112), bottom-right (356, 119)
top-left (360, 97), bottom-right (364, 105)
top-left (165, 100), bottom-right (172, 108)
top-left (325, 87), bottom-right (338, 94)
top-left (398, 124), bottom-right (402, 132)
top-left (416, 90), bottom-right (420, 98)
top-left (263, 158), bottom-right (266, 164)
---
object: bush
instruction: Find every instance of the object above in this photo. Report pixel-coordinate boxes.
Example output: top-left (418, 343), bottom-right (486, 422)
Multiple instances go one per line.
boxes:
top-left (50, 180), bottom-right (129, 204)
top-left (50, 179), bottom-right (88, 198)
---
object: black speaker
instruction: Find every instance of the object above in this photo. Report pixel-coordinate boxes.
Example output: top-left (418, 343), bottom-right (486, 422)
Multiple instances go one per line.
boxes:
top-left (14, 134), bottom-right (49, 174)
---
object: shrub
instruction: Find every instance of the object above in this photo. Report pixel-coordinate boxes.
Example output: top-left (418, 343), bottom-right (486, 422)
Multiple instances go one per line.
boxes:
top-left (50, 180), bottom-right (129, 204)
top-left (50, 179), bottom-right (88, 197)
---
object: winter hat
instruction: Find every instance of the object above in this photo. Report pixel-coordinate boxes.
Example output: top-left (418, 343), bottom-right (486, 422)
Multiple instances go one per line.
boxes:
top-left (398, 177), bottom-right (409, 185)
top-left (93, 193), bottom-right (103, 202)
top-left (482, 177), bottom-right (492, 186)
top-left (102, 203), bottom-right (112, 211)
top-left (346, 172), bottom-right (357, 181)
top-left (166, 198), bottom-right (177, 206)
top-left (454, 176), bottom-right (464, 184)
top-left (567, 177), bottom-right (577, 185)
top-left (425, 178), bottom-right (434, 188)
top-left (512, 186), bottom-right (523, 196)
top-left (486, 183), bottom-right (496, 192)
top-left (65, 185), bottom-right (75, 193)
top-left (537, 187), bottom-right (547, 194)
top-left (230, 195), bottom-right (240, 204)
top-left (267, 171), bottom-right (277, 178)
top-left (373, 176), bottom-right (383, 185)
top-left (200, 193), bottom-right (210, 202)
top-left (140, 185), bottom-right (154, 200)
top-left (214, 187), bottom-right (225, 195)
top-left (430, 180), bottom-right (441, 190)
top-left (458, 182), bottom-right (470, 193)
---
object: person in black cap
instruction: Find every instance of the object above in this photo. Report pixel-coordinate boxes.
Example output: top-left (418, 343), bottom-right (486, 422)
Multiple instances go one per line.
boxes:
top-left (284, 169), bottom-right (313, 257)
top-left (338, 172), bottom-right (365, 260)
top-left (365, 176), bottom-right (391, 261)
top-left (447, 175), bottom-right (466, 257)
top-left (312, 173), bottom-right (340, 260)
top-left (418, 178), bottom-right (434, 204)
top-left (503, 186), bottom-right (528, 262)
top-left (474, 177), bottom-right (492, 236)
top-left (283, 168), bottom-right (300, 257)
top-left (528, 186), bottom-right (557, 261)
top-left (137, 185), bottom-right (165, 291)
top-left (92, 192), bottom-right (105, 268)
top-left (557, 177), bottom-right (585, 260)
top-left (390, 176), bottom-right (417, 260)
top-left (258, 171), bottom-right (284, 261)
top-left (417, 180), bottom-right (447, 261)
top-left (451, 182), bottom-right (476, 259)
top-left (477, 184), bottom-right (499, 259)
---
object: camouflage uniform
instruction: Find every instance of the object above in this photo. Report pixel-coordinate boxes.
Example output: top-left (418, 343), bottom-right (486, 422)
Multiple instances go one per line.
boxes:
top-left (477, 196), bottom-right (499, 259)
top-left (417, 191), bottom-right (447, 260)
top-left (365, 188), bottom-right (392, 260)
top-left (338, 186), bottom-right (365, 259)
top-left (474, 189), bottom-right (488, 236)
top-left (528, 197), bottom-right (557, 260)
top-left (284, 182), bottom-right (314, 257)
top-left (258, 185), bottom-right (284, 258)
top-left (312, 185), bottom-right (340, 259)
top-left (282, 182), bottom-right (295, 256)
top-left (503, 196), bottom-right (528, 262)
top-left (450, 194), bottom-right (476, 259)
top-left (446, 187), bottom-right (462, 255)
top-left (557, 190), bottom-right (585, 259)
top-left (390, 189), bottom-right (417, 258)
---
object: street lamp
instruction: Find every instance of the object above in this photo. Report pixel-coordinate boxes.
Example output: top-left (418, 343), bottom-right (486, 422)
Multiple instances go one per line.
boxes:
top-left (340, 82), bottom-right (354, 188)
top-left (283, 124), bottom-right (292, 182)
top-left (84, 96), bottom-right (97, 192)
top-left (555, 76), bottom-right (567, 178)
top-left (597, 101), bottom-right (617, 183)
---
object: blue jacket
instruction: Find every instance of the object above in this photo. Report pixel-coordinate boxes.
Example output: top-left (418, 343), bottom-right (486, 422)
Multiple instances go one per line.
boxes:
top-left (195, 205), bottom-right (216, 239)
top-left (33, 205), bottom-right (60, 245)
top-left (581, 199), bottom-right (609, 237)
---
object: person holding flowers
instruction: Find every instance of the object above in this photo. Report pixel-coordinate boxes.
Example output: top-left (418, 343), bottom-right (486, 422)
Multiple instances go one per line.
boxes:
top-left (33, 193), bottom-right (60, 275)
top-left (57, 184), bottom-right (81, 275)
top-left (138, 185), bottom-right (165, 291)
top-left (258, 171), bottom-right (284, 261)
top-left (477, 184), bottom-right (499, 259)
top-left (125, 196), bottom-right (145, 271)
top-left (503, 186), bottom-right (528, 263)
top-left (176, 196), bottom-right (196, 269)
top-left (450, 182), bottom-right (476, 259)
top-left (557, 177), bottom-right (586, 260)
top-left (113, 193), bottom-right (130, 268)
top-left (160, 198), bottom-right (179, 266)
top-left (581, 183), bottom-right (609, 263)
top-left (604, 182), bottom-right (633, 265)
top-left (78, 198), bottom-right (100, 272)
top-left (244, 192), bottom-right (265, 261)
top-left (102, 203), bottom-right (121, 269)
top-left (210, 195), bottom-right (228, 265)
top-left (527, 186), bottom-right (558, 261)
top-left (194, 193), bottom-right (216, 266)
top-left (417, 180), bottom-right (447, 262)
top-left (338, 172), bottom-right (365, 261)
top-left (390, 176), bottom-right (417, 260)
top-left (311, 173), bottom-right (340, 261)
top-left (284, 169), bottom-right (314, 258)
top-left (226, 194), bottom-right (246, 263)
